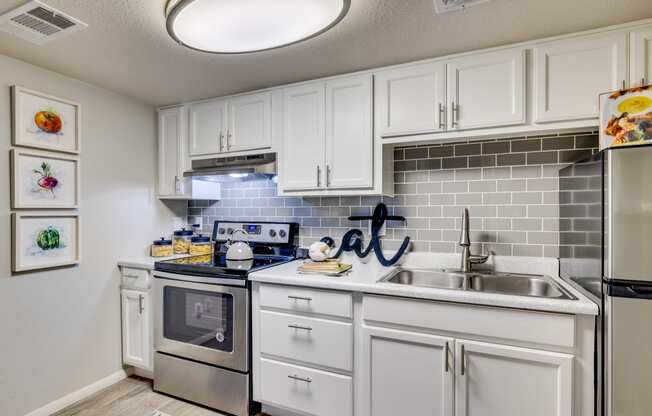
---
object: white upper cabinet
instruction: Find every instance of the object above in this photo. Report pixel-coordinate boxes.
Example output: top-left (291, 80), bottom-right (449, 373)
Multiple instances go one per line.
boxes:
top-left (361, 325), bottom-right (453, 416)
top-left (227, 91), bottom-right (272, 153)
top-left (630, 25), bottom-right (652, 87)
top-left (534, 31), bottom-right (628, 123)
top-left (455, 339), bottom-right (573, 416)
top-left (158, 106), bottom-right (185, 197)
top-left (447, 48), bottom-right (526, 130)
top-left (375, 62), bottom-right (446, 137)
top-left (188, 99), bottom-right (226, 156)
top-left (281, 82), bottom-right (326, 191)
top-left (325, 74), bottom-right (373, 189)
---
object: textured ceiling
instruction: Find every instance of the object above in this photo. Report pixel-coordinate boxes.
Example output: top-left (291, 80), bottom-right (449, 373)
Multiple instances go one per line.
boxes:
top-left (0, 0), bottom-right (650, 106)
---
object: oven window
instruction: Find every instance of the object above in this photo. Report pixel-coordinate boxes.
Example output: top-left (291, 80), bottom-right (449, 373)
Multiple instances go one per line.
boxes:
top-left (163, 287), bottom-right (234, 353)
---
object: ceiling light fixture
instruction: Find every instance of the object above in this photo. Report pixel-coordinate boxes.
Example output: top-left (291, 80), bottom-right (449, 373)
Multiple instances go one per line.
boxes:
top-left (165, 0), bottom-right (350, 54)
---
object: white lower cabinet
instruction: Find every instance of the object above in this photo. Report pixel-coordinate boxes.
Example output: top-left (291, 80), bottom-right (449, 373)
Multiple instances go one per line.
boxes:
top-left (360, 328), bottom-right (573, 416)
top-left (360, 325), bottom-right (453, 416)
top-left (254, 284), bottom-right (354, 416)
top-left (255, 287), bottom-right (583, 416)
top-left (121, 289), bottom-right (152, 371)
top-left (455, 339), bottom-right (573, 416)
top-left (260, 358), bottom-right (353, 416)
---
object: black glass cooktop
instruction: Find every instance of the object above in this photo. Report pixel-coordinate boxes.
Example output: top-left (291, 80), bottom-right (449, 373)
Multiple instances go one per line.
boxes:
top-left (154, 253), bottom-right (294, 278)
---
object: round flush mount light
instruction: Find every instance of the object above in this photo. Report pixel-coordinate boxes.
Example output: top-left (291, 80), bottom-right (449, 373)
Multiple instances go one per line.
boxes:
top-left (165, 0), bottom-right (350, 54)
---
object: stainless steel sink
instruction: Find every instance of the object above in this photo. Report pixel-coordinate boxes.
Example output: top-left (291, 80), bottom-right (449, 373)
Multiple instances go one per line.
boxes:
top-left (385, 269), bottom-right (467, 289)
top-left (380, 268), bottom-right (575, 300)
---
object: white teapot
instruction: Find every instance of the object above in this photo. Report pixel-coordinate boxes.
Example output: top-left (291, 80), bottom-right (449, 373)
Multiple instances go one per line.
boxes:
top-left (225, 229), bottom-right (253, 261)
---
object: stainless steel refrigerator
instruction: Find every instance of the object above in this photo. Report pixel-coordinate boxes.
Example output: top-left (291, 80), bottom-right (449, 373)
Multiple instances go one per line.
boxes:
top-left (560, 144), bottom-right (652, 416)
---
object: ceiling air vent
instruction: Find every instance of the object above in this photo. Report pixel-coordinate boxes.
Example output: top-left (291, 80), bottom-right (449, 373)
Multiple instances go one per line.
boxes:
top-left (0, 0), bottom-right (87, 45)
top-left (434, 0), bottom-right (490, 14)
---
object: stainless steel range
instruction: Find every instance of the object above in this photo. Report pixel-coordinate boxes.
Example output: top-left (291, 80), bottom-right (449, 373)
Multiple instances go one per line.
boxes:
top-left (153, 220), bottom-right (299, 416)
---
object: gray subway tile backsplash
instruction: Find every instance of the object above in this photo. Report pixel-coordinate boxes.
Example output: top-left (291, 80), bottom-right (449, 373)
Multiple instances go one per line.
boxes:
top-left (189, 130), bottom-right (599, 258)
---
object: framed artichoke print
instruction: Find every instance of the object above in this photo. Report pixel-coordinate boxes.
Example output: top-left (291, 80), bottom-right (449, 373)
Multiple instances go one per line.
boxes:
top-left (11, 86), bottom-right (81, 154)
top-left (10, 148), bottom-right (80, 209)
top-left (11, 212), bottom-right (81, 272)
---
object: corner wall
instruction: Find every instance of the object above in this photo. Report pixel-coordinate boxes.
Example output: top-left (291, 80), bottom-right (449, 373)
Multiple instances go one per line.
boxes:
top-left (0, 53), bottom-right (185, 416)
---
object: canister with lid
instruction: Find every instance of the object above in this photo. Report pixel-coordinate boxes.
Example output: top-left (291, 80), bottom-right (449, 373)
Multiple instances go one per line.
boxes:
top-left (189, 234), bottom-right (212, 255)
top-left (151, 237), bottom-right (173, 257)
top-left (172, 228), bottom-right (193, 254)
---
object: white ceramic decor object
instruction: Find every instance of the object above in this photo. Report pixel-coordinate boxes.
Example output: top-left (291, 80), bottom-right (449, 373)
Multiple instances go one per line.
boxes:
top-left (309, 241), bottom-right (332, 262)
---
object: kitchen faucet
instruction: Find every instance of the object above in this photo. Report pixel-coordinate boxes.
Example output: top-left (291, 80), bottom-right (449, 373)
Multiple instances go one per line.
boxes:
top-left (459, 208), bottom-right (489, 273)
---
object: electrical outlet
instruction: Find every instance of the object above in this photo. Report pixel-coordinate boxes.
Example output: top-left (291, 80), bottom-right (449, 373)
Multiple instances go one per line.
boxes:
top-left (173, 217), bottom-right (185, 230)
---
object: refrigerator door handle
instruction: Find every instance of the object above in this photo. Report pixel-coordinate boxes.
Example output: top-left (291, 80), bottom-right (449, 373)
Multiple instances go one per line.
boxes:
top-left (608, 283), bottom-right (652, 299)
top-left (626, 285), bottom-right (652, 297)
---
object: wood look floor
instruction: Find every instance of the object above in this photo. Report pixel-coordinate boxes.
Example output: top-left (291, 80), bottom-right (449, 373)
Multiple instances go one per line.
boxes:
top-left (52, 376), bottom-right (228, 416)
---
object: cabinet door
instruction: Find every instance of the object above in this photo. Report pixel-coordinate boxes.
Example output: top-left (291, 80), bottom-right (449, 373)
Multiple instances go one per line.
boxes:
top-left (447, 48), bottom-right (526, 130)
top-left (630, 26), bottom-right (652, 87)
top-left (325, 74), bottom-right (373, 189)
top-left (121, 290), bottom-right (151, 370)
top-left (455, 339), bottom-right (573, 416)
top-left (534, 32), bottom-right (628, 123)
top-left (158, 107), bottom-right (183, 197)
top-left (188, 99), bottom-right (226, 156)
top-left (375, 62), bottom-right (446, 137)
top-left (360, 325), bottom-right (453, 416)
top-left (280, 82), bottom-right (325, 191)
top-left (227, 92), bottom-right (272, 153)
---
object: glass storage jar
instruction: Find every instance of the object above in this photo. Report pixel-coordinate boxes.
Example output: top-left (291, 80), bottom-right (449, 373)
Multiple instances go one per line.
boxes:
top-left (189, 235), bottom-right (212, 255)
top-left (172, 228), bottom-right (193, 254)
top-left (151, 237), bottom-right (173, 257)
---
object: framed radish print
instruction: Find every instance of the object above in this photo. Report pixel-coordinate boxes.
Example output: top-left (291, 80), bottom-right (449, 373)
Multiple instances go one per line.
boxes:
top-left (11, 212), bottom-right (81, 273)
top-left (10, 148), bottom-right (80, 209)
top-left (11, 86), bottom-right (81, 154)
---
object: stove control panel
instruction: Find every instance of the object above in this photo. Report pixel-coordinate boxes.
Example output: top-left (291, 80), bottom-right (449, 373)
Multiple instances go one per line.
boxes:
top-left (214, 221), bottom-right (294, 245)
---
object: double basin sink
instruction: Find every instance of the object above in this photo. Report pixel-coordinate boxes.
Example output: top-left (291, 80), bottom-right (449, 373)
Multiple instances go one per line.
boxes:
top-left (380, 268), bottom-right (575, 300)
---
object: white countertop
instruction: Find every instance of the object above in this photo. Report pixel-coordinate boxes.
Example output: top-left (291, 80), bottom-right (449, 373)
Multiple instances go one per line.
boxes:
top-left (249, 252), bottom-right (599, 316)
top-left (117, 254), bottom-right (189, 270)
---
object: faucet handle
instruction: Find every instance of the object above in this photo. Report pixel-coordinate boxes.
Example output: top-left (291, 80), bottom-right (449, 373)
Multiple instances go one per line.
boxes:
top-left (468, 254), bottom-right (489, 265)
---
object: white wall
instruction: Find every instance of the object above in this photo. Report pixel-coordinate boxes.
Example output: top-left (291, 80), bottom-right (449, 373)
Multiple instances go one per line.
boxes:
top-left (0, 53), bottom-right (186, 416)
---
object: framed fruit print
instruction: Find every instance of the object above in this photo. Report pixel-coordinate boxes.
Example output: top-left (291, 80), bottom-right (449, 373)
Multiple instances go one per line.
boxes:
top-left (11, 212), bottom-right (81, 273)
top-left (10, 148), bottom-right (80, 209)
top-left (11, 85), bottom-right (81, 154)
top-left (599, 84), bottom-right (652, 150)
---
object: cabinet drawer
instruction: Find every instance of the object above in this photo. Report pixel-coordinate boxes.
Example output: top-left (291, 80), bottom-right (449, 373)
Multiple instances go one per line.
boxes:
top-left (260, 358), bottom-right (352, 416)
top-left (260, 310), bottom-right (353, 372)
top-left (259, 284), bottom-right (352, 318)
top-left (120, 267), bottom-right (150, 289)
top-left (363, 295), bottom-right (576, 348)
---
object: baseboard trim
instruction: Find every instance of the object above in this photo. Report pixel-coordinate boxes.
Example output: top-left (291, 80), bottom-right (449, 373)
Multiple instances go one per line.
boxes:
top-left (24, 368), bottom-right (132, 416)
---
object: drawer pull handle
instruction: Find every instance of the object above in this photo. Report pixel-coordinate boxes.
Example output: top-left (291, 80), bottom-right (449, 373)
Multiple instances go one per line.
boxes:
top-left (124, 274), bottom-right (140, 279)
top-left (288, 324), bottom-right (313, 331)
top-left (288, 374), bottom-right (312, 383)
top-left (444, 341), bottom-right (449, 373)
top-left (288, 295), bottom-right (312, 302)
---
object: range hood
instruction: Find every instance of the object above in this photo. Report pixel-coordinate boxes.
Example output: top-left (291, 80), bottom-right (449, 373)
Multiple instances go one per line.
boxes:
top-left (184, 153), bottom-right (276, 181)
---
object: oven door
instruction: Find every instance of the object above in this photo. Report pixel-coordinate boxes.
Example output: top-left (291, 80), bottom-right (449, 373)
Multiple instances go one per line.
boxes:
top-left (153, 272), bottom-right (248, 372)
